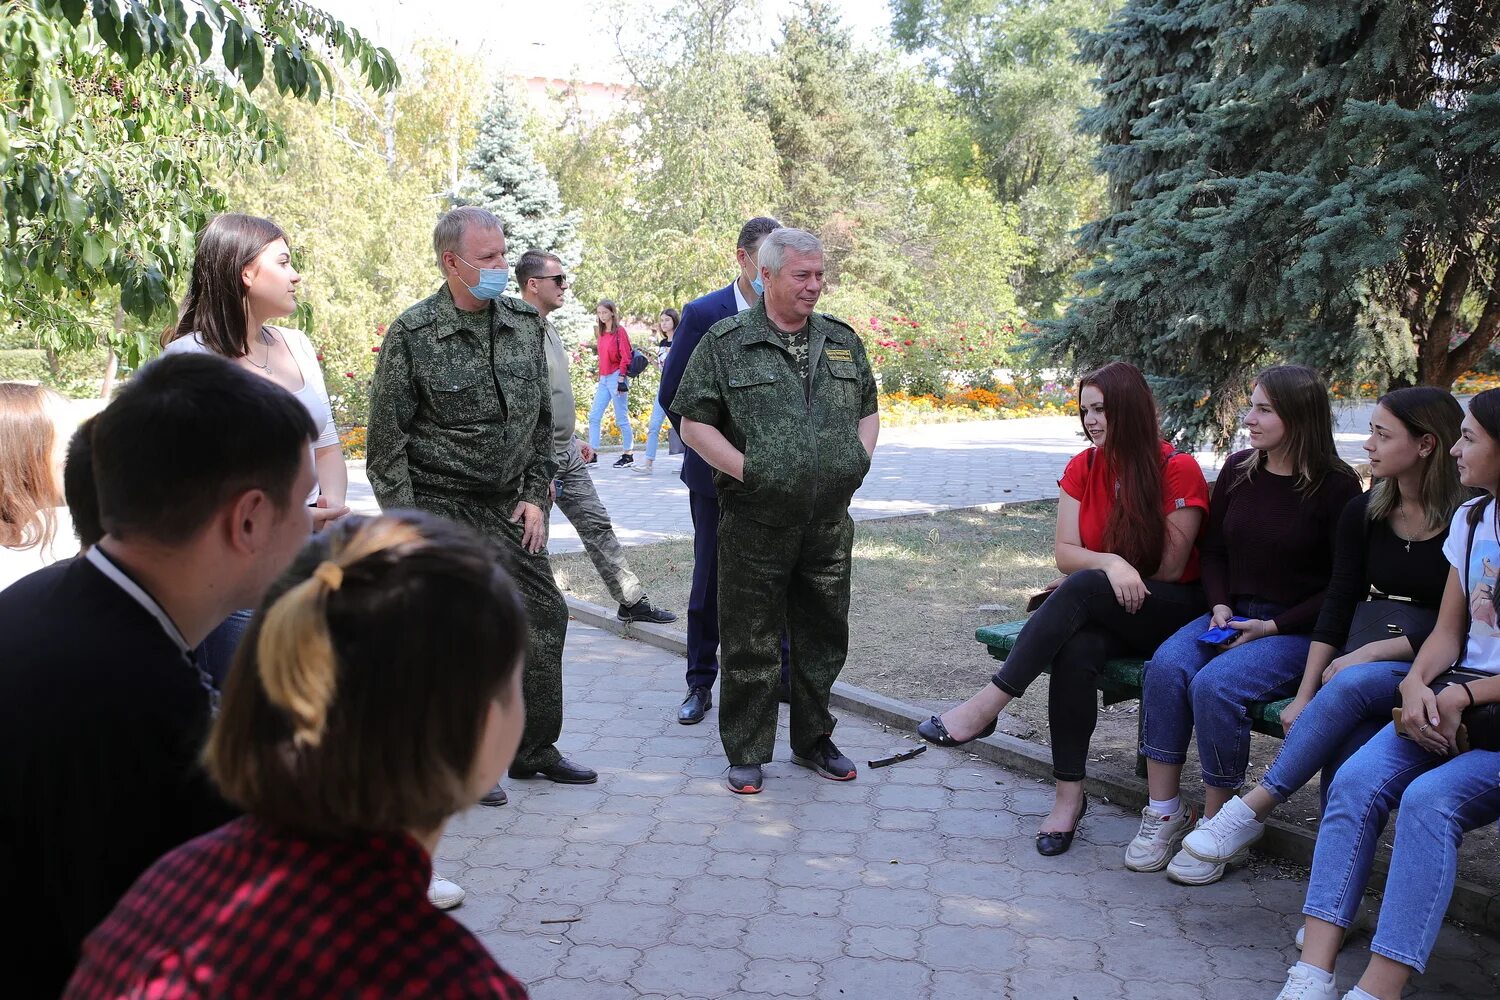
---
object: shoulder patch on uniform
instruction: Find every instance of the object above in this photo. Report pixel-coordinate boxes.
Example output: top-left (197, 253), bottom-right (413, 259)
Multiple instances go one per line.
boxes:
top-left (707, 313), bottom-right (747, 339)
top-left (818, 313), bottom-right (857, 335)
top-left (395, 294), bottom-right (440, 331)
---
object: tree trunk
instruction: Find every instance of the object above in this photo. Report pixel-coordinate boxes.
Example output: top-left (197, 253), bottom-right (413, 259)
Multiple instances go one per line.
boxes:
top-left (100, 304), bottom-right (124, 399)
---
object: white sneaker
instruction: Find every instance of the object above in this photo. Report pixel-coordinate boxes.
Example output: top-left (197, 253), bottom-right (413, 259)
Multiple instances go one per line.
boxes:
top-left (1274, 963), bottom-right (1338, 1000)
top-left (1167, 819), bottom-right (1250, 885)
top-left (428, 874), bottom-right (465, 910)
top-left (1124, 804), bottom-right (1198, 872)
top-left (1182, 803), bottom-right (1265, 863)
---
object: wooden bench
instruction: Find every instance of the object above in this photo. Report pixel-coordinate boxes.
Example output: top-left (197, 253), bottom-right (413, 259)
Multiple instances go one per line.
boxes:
top-left (975, 620), bottom-right (1295, 775)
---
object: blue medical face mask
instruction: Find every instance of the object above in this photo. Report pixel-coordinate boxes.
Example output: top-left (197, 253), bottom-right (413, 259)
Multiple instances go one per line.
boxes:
top-left (751, 272), bottom-right (765, 297)
top-left (454, 253), bottom-right (509, 300)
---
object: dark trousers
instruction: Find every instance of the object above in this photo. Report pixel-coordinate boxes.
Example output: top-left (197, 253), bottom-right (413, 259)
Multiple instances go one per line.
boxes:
top-left (686, 488), bottom-right (789, 691)
top-left (718, 508), bottom-right (854, 765)
top-left (992, 569), bottom-right (1202, 782)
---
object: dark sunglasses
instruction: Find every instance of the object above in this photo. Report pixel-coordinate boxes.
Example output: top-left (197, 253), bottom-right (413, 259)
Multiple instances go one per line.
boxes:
top-left (532, 273), bottom-right (568, 287)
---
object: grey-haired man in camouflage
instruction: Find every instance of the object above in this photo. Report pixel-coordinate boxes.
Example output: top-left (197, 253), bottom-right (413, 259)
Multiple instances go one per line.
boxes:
top-left (673, 228), bottom-right (880, 794)
top-left (368, 207), bottom-right (597, 810)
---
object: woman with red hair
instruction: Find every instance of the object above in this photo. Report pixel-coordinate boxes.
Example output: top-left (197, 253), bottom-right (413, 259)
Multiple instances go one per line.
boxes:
top-left (918, 361), bottom-right (1209, 855)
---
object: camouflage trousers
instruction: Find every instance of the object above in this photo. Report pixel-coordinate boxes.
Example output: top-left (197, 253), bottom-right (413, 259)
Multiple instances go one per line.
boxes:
top-left (551, 440), bottom-right (644, 607)
top-left (717, 506), bottom-right (855, 766)
top-left (414, 491), bottom-right (567, 772)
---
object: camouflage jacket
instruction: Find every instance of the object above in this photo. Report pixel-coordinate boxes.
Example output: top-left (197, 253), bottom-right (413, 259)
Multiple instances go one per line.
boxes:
top-left (367, 285), bottom-right (555, 510)
top-left (671, 299), bottom-right (878, 526)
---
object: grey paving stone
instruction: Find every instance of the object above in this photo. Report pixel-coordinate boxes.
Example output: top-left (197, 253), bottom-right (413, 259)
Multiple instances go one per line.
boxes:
top-left (739, 957), bottom-right (822, 997)
top-left (629, 941), bottom-right (750, 998)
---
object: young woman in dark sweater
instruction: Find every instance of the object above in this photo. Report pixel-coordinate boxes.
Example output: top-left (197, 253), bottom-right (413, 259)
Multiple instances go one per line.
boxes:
top-left (1128, 365), bottom-right (1361, 885)
top-left (1182, 388), bottom-right (1466, 885)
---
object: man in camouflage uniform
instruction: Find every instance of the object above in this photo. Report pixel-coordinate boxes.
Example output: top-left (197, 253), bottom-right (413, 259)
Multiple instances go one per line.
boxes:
top-left (368, 207), bottom-right (597, 811)
top-left (514, 249), bottom-right (676, 626)
top-left (672, 228), bottom-right (880, 794)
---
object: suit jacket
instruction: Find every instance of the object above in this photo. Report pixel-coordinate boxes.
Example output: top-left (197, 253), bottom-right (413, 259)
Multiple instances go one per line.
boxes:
top-left (660, 281), bottom-right (739, 496)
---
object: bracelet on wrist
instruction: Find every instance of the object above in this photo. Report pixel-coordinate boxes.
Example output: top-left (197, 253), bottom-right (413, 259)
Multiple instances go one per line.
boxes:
top-left (1460, 682), bottom-right (1476, 708)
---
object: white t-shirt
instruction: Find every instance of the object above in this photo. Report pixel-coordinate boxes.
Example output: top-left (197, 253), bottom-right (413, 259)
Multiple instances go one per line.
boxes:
top-left (1444, 498), bottom-right (1500, 674)
top-left (161, 327), bottom-right (340, 502)
top-left (0, 508), bottom-right (78, 594)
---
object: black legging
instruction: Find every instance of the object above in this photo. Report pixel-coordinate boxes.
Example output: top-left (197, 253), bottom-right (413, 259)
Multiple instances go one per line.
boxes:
top-left (992, 568), bottom-right (1203, 782)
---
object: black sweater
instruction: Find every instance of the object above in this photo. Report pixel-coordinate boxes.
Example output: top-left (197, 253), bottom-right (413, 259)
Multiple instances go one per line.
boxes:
top-left (1308, 491), bottom-right (1450, 651)
top-left (0, 558), bottom-right (236, 998)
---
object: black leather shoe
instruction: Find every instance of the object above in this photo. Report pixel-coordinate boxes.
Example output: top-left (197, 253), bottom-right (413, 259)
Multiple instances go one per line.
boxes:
top-left (509, 757), bottom-right (598, 784)
top-left (917, 714), bottom-right (998, 748)
top-left (478, 782), bottom-right (508, 807)
top-left (678, 686), bottom-right (712, 724)
top-left (1035, 796), bottom-right (1088, 857)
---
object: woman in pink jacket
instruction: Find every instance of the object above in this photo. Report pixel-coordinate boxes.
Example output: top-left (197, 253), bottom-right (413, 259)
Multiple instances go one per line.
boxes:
top-left (588, 300), bottom-right (637, 468)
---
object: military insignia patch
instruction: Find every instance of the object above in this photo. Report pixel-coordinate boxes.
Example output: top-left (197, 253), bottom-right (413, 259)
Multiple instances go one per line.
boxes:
top-left (825, 348), bottom-right (854, 361)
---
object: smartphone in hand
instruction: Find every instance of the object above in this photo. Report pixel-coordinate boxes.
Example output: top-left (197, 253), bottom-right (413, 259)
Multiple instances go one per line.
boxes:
top-left (1197, 617), bottom-right (1249, 646)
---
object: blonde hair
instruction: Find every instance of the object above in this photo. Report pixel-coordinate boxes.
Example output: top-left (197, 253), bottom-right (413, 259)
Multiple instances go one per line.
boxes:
top-left (0, 383), bottom-right (63, 551)
top-left (207, 512), bottom-right (528, 836)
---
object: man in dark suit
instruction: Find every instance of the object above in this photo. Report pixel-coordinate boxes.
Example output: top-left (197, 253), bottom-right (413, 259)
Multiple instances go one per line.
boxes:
top-left (660, 216), bottom-right (791, 725)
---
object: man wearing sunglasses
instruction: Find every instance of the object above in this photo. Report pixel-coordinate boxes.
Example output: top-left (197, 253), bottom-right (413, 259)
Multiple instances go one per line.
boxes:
top-left (517, 249), bottom-right (676, 627)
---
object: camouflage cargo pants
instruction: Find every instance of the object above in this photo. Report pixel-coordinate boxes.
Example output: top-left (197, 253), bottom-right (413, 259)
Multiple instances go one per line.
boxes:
top-left (717, 506), bottom-right (855, 766)
top-left (414, 491), bottom-right (567, 772)
top-left (551, 440), bottom-right (644, 607)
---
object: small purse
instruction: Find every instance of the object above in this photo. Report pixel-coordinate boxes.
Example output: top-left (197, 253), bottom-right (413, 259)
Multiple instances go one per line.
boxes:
top-left (1341, 596), bottom-right (1436, 655)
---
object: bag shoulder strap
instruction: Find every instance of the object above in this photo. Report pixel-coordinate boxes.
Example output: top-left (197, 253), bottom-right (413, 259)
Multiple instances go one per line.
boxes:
top-left (1456, 504), bottom-right (1484, 668)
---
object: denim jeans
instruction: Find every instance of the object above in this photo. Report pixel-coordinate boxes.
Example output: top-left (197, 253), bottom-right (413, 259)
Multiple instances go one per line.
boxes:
top-left (196, 607), bottom-right (254, 687)
top-left (1303, 724), bottom-right (1500, 973)
top-left (991, 569), bottom-right (1203, 781)
top-left (588, 376), bottom-right (633, 452)
top-left (1260, 659), bottom-right (1407, 811)
top-left (1140, 600), bottom-right (1311, 788)
top-left (644, 400), bottom-right (668, 461)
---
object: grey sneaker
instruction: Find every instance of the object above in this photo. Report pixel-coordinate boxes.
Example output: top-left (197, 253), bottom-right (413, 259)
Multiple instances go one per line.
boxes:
top-left (791, 736), bottom-right (856, 781)
top-left (726, 764), bottom-right (763, 794)
top-left (1124, 803), bottom-right (1198, 873)
top-left (619, 597), bottom-right (677, 624)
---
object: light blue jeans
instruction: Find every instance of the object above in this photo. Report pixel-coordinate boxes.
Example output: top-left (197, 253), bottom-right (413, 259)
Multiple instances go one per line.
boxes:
top-left (1303, 724), bottom-right (1500, 973)
top-left (1140, 602), bottom-right (1311, 788)
top-left (588, 375), bottom-right (633, 452)
top-left (644, 400), bottom-right (668, 461)
top-left (1261, 659), bottom-right (1408, 811)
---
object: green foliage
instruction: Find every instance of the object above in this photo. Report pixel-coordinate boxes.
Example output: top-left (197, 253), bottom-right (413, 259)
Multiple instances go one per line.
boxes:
top-left (1047, 1), bottom-right (1500, 446)
top-left (891, 0), bottom-right (1111, 317)
top-left (457, 80), bottom-right (590, 339)
top-left (0, 0), bottom-right (398, 370)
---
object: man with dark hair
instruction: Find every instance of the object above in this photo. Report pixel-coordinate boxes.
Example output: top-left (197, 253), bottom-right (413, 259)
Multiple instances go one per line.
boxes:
top-left (516, 249), bottom-right (677, 626)
top-left (658, 216), bottom-right (793, 725)
top-left (62, 415), bottom-right (103, 549)
top-left (0, 353), bottom-right (318, 996)
top-left (368, 208), bottom-right (596, 801)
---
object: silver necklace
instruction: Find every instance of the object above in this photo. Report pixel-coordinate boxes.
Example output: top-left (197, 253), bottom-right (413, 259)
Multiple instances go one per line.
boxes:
top-left (244, 326), bottom-right (275, 375)
top-left (1395, 500), bottom-right (1412, 553)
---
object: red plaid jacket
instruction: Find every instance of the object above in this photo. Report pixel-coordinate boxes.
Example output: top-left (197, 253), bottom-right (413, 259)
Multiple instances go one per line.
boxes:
top-left (64, 816), bottom-right (527, 999)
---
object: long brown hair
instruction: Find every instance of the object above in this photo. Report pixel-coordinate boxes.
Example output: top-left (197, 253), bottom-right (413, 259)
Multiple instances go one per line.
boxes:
top-left (1079, 361), bottom-right (1166, 577)
top-left (164, 213), bottom-right (288, 358)
top-left (594, 299), bottom-right (622, 338)
top-left (0, 383), bottom-right (63, 551)
top-left (1366, 387), bottom-right (1467, 533)
top-left (1235, 364), bottom-right (1356, 493)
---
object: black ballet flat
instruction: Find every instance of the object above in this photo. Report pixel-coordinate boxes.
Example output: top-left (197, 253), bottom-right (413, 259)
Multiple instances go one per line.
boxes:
top-left (1035, 796), bottom-right (1088, 857)
top-left (916, 714), bottom-right (998, 748)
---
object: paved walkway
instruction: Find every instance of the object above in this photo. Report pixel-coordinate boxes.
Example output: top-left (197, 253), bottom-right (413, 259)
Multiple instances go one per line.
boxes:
top-left (348, 402), bottom-right (1385, 554)
top-left (434, 621), bottom-right (1497, 1000)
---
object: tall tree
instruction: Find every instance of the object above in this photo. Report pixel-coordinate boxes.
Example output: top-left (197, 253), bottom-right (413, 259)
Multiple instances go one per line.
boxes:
top-left (1, 1), bottom-right (398, 368)
top-left (891, 0), bottom-right (1111, 317)
top-left (1049, 1), bottom-right (1500, 444)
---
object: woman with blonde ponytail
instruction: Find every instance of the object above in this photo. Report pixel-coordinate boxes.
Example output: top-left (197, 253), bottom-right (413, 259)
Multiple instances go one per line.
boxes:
top-left (65, 512), bottom-right (533, 1000)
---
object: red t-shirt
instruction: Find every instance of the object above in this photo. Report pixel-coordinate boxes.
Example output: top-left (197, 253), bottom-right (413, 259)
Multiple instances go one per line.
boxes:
top-left (1057, 441), bottom-right (1210, 583)
top-left (597, 326), bottom-right (632, 377)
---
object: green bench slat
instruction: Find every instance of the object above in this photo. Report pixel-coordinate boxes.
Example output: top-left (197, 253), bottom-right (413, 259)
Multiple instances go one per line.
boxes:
top-left (976, 620), bottom-right (1292, 739)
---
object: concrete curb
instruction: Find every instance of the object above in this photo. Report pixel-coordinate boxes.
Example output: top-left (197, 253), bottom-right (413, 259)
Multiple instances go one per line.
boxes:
top-left (561, 593), bottom-right (1499, 934)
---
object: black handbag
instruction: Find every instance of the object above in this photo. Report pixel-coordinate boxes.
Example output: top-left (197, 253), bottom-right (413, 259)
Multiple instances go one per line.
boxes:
top-left (1341, 597), bottom-right (1437, 655)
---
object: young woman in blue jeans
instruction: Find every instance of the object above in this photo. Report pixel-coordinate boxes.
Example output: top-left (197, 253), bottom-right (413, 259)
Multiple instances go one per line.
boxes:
top-left (1265, 389), bottom-right (1500, 1000)
top-left (1128, 365), bottom-right (1361, 885)
top-left (1183, 388), bottom-right (1465, 882)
